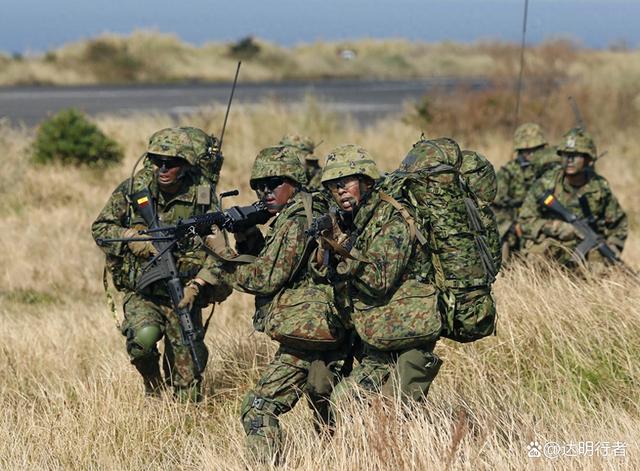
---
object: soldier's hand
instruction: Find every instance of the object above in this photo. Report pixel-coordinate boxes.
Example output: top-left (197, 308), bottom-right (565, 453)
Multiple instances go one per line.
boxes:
top-left (178, 279), bottom-right (206, 310)
top-left (545, 220), bottom-right (579, 241)
top-left (204, 226), bottom-right (238, 258)
top-left (123, 226), bottom-right (159, 258)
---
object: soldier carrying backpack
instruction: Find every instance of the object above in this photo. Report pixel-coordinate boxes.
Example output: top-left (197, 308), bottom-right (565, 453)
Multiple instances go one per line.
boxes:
top-left (312, 138), bottom-right (501, 410)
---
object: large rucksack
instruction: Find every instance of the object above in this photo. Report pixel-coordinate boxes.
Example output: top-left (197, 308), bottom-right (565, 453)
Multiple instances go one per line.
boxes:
top-left (379, 137), bottom-right (501, 343)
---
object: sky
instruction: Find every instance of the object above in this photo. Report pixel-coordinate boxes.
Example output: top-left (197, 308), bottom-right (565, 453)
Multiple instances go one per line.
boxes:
top-left (2, 0), bottom-right (639, 54)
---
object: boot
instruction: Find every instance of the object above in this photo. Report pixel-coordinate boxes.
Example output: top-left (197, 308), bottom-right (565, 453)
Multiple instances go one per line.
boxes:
top-left (132, 356), bottom-right (164, 397)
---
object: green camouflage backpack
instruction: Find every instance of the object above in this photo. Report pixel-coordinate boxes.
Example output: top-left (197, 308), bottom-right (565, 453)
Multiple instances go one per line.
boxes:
top-left (380, 137), bottom-right (501, 343)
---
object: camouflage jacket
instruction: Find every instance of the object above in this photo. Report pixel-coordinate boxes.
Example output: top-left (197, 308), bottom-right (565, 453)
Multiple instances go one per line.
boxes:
top-left (92, 168), bottom-right (225, 296)
top-left (493, 146), bottom-right (561, 238)
top-left (518, 167), bottom-right (628, 265)
top-left (199, 191), bottom-right (325, 296)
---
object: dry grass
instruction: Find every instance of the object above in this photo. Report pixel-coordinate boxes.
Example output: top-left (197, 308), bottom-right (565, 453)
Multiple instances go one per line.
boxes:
top-left (2, 31), bottom-right (640, 86)
top-left (1, 97), bottom-right (639, 469)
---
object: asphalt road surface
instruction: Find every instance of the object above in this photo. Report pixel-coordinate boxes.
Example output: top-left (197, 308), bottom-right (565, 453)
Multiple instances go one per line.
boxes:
top-left (0, 78), bottom-right (487, 127)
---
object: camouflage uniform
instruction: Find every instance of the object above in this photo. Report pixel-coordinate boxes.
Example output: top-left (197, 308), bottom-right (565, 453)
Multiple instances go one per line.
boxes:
top-left (92, 127), bottom-right (231, 401)
top-left (279, 134), bottom-right (323, 191)
top-left (493, 123), bottom-right (561, 254)
top-left (316, 145), bottom-right (441, 409)
top-left (199, 146), bottom-right (345, 462)
top-left (518, 128), bottom-right (628, 268)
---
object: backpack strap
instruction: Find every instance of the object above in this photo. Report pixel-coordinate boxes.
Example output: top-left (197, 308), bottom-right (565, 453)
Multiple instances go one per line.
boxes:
top-left (379, 191), bottom-right (428, 246)
top-left (288, 191), bottom-right (319, 282)
top-left (299, 191), bottom-right (314, 230)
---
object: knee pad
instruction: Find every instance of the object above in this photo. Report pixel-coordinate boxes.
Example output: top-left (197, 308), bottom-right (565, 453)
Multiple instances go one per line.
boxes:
top-left (126, 324), bottom-right (162, 360)
top-left (394, 349), bottom-right (443, 401)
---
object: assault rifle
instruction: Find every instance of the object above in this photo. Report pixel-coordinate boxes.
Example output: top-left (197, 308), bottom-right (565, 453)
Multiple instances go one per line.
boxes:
top-left (96, 190), bottom-right (270, 375)
top-left (538, 190), bottom-right (635, 275)
top-left (305, 212), bottom-right (336, 239)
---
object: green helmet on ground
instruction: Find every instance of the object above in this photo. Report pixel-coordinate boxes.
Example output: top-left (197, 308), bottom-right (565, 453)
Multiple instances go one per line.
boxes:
top-left (321, 144), bottom-right (380, 184)
top-left (147, 127), bottom-right (216, 165)
top-left (279, 134), bottom-right (318, 161)
top-left (250, 145), bottom-right (307, 186)
top-left (557, 127), bottom-right (597, 160)
top-left (513, 123), bottom-right (547, 151)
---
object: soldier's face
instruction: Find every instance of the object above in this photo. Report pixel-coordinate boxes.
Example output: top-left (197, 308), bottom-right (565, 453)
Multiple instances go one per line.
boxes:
top-left (151, 156), bottom-right (186, 191)
top-left (253, 177), bottom-right (297, 213)
top-left (562, 152), bottom-right (589, 176)
top-left (326, 176), bottom-right (362, 212)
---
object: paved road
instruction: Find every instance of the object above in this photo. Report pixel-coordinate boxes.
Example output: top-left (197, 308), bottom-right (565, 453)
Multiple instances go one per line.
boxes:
top-left (0, 78), bottom-right (488, 127)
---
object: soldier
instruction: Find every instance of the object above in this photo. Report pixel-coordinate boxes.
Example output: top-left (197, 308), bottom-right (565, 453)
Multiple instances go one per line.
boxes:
top-left (279, 134), bottom-right (323, 191)
top-left (518, 127), bottom-right (628, 268)
top-left (91, 127), bottom-right (232, 402)
top-left (313, 145), bottom-right (442, 409)
top-left (194, 145), bottom-right (346, 463)
top-left (493, 123), bottom-right (560, 258)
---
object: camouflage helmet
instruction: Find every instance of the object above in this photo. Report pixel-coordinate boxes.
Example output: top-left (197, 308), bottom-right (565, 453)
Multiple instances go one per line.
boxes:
top-left (250, 145), bottom-right (307, 186)
top-left (279, 134), bottom-right (318, 160)
top-left (321, 144), bottom-right (380, 184)
top-left (557, 127), bottom-right (597, 160)
top-left (513, 123), bottom-right (547, 151)
top-left (147, 127), bottom-right (216, 165)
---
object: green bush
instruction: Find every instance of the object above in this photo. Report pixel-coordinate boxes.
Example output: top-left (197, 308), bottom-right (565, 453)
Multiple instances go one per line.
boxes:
top-left (84, 39), bottom-right (143, 81)
top-left (32, 108), bottom-right (123, 167)
top-left (229, 36), bottom-right (261, 59)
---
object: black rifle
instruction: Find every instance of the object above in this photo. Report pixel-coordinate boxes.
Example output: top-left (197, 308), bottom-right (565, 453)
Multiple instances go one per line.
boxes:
top-left (538, 190), bottom-right (635, 275)
top-left (305, 212), bottom-right (335, 239)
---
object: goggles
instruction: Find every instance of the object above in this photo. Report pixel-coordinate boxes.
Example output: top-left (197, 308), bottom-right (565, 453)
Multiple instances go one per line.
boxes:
top-left (251, 177), bottom-right (287, 193)
top-left (149, 155), bottom-right (185, 170)
top-left (324, 176), bottom-right (360, 191)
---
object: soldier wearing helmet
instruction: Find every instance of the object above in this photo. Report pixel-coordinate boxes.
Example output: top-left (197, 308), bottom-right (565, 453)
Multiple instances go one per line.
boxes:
top-left (493, 123), bottom-right (561, 259)
top-left (91, 127), bottom-right (232, 402)
top-left (310, 144), bottom-right (441, 415)
top-left (194, 145), bottom-right (348, 463)
top-left (518, 127), bottom-right (628, 268)
top-left (279, 134), bottom-right (323, 191)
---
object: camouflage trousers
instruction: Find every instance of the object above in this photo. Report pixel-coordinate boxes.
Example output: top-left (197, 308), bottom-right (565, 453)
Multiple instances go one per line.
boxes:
top-left (240, 346), bottom-right (348, 463)
top-left (330, 342), bottom-right (441, 415)
top-left (121, 292), bottom-right (207, 399)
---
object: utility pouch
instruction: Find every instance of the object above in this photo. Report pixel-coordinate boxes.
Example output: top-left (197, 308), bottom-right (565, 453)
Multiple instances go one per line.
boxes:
top-left (265, 283), bottom-right (344, 351)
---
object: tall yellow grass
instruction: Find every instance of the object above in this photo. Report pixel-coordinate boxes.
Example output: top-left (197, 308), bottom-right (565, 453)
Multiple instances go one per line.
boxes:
top-left (1, 100), bottom-right (638, 469)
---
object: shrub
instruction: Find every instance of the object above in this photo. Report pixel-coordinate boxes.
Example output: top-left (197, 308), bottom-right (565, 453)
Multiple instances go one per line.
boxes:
top-left (229, 36), bottom-right (261, 59)
top-left (32, 108), bottom-right (123, 167)
top-left (83, 39), bottom-right (142, 81)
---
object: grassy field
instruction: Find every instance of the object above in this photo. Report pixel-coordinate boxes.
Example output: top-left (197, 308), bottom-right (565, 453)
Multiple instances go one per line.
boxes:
top-left (1, 91), bottom-right (639, 469)
top-left (2, 31), bottom-right (640, 87)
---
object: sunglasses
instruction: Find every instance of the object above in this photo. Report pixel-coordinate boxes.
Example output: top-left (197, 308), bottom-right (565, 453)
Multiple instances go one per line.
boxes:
top-left (150, 156), bottom-right (184, 169)
top-left (324, 176), bottom-right (359, 191)
top-left (251, 177), bottom-right (286, 192)
top-left (561, 153), bottom-right (588, 162)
